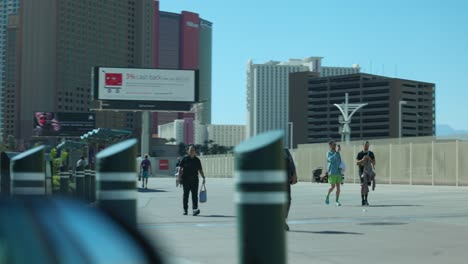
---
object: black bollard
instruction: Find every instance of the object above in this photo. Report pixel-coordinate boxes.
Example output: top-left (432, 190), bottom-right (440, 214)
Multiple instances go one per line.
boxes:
top-left (45, 160), bottom-right (54, 195)
top-left (96, 139), bottom-right (138, 227)
top-left (75, 167), bottom-right (85, 201)
top-left (68, 169), bottom-right (74, 179)
top-left (234, 131), bottom-right (287, 264)
top-left (1, 152), bottom-right (19, 197)
top-left (60, 166), bottom-right (70, 195)
top-left (10, 146), bottom-right (46, 198)
top-left (84, 167), bottom-right (91, 203)
top-left (90, 169), bottom-right (96, 203)
top-left (0, 198), bottom-right (164, 263)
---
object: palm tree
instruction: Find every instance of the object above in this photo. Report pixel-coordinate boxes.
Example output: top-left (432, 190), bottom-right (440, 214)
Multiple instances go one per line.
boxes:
top-left (201, 144), bottom-right (209, 155)
top-left (211, 144), bottom-right (220, 155)
top-left (195, 144), bottom-right (203, 155)
top-left (218, 146), bottom-right (228, 154)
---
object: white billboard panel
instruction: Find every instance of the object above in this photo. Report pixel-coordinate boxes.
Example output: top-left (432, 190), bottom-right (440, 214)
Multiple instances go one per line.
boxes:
top-left (97, 67), bottom-right (196, 102)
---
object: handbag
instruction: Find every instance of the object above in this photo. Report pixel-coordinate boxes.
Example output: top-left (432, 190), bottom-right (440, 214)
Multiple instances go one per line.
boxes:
top-left (199, 184), bottom-right (207, 203)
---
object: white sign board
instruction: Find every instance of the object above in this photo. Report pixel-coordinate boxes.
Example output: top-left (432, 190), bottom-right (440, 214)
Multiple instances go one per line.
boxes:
top-left (97, 67), bottom-right (196, 102)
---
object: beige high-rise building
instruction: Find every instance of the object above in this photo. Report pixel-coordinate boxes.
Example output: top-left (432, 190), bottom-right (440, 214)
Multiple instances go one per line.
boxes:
top-left (246, 59), bottom-right (311, 147)
top-left (207, 125), bottom-right (245, 147)
top-left (246, 57), bottom-right (361, 147)
top-left (158, 120), bottom-right (185, 145)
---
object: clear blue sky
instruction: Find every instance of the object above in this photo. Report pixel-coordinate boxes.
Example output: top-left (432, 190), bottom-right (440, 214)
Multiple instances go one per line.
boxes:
top-left (161, 0), bottom-right (468, 131)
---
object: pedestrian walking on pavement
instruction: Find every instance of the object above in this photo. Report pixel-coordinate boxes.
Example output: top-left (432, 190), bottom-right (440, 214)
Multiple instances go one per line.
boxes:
top-left (356, 141), bottom-right (376, 206)
top-left (139, 155), bottom-right (152, 189)
top-left (284, 148), bottom-right (298, 231)
top-left (175, 156), bottom-right (182, 187)
top-left (325, 140), bottom-right (342, 206)
top-left (178, 145), bottom-right (205, 216)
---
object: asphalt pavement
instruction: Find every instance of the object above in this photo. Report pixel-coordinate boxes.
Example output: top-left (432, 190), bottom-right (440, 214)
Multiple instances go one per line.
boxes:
top-left (136, 178), bottom-right (468, 264)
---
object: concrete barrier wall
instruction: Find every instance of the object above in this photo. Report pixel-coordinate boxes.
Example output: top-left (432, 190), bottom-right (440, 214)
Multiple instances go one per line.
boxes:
top-left (460, 142), bottom-right (468, 186)
top-left (199, 140), bottom-right (468, 186)
top-left (198, 154), bottom-right (234, 178)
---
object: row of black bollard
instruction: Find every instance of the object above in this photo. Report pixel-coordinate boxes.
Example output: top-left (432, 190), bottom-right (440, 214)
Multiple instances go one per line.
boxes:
top-left (84, 168), bottom-right (97, 203)
top-left (0, 141), bottom-right (164, 263)
top-left (58, 166), bottom-right (97, 204)
top-left (59, 167), bottom-right (70, 195)
top-left (45, 159), bottom-right (53, 195)
top-left (90, 169), bottom-right (96, 202)
top-left (75, 167), bottom-right (85, 200)
top-left (84, 168), bottom-right (91, 202)
top-left (3, 151), bottom-right (98, 204)
top-left (2, 141), bottom-right (136, 228)
top-left (59, 166), bottom-right (95, 203)
top-left (3, 132), bottom-right (286, 263)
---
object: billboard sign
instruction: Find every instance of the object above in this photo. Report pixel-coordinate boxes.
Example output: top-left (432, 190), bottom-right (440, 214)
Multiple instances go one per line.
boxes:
top-left (33, 112), bottom-right (96, 137)
top-left (95, 67), bottom-right (198, 103)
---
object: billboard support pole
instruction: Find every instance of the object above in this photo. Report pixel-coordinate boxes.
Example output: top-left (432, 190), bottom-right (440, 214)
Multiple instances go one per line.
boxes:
top-left (141, 111), bottom-right (151, 157)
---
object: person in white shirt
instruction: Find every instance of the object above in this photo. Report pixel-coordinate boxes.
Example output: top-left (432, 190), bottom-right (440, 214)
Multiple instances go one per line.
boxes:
top-left (76, 156), bottom-right (87, 169)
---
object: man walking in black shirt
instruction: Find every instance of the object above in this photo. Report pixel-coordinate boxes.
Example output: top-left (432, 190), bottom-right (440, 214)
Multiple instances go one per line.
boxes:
top-left (284, 148), bottom-right (298, 231)
top-left (179, 145), bottom-right (206, 216)
top-left (356, 141), bottom-right (376, 206)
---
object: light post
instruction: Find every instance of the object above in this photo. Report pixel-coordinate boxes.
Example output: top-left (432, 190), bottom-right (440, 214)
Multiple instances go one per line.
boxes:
top-left (141, 111), bottom-right (151, 157)
top-left (334, 93), bottom-right (368, 144)
top-left (399, 100), bottom-right (407, 138)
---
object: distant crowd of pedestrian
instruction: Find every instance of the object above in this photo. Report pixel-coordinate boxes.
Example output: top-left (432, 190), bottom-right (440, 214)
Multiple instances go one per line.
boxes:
top-left (325, 140), bottom-right (376, 206)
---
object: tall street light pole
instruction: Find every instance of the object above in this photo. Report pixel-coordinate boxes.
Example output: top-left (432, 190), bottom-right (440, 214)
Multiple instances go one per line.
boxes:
top-left (334, 93), bottom-right (368, 144)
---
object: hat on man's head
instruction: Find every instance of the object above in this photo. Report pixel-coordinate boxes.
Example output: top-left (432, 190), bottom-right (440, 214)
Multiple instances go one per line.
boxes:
top-left (329, 140), bottom-right (336, 145)
top-left (363, 140), bottom-right (370, 145)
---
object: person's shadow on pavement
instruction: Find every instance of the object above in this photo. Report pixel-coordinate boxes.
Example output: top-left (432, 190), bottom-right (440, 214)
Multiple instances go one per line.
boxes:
top-left (137, 188), bottom-right (167, 193)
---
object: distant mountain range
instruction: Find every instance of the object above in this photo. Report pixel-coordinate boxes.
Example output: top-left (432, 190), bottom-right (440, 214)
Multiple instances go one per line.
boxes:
top-left (437, 125), bottom-right (468, 136)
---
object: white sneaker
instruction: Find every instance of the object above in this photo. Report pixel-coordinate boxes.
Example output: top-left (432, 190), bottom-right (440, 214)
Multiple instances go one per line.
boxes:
top-left (336, 202), bottom-right (342, 206)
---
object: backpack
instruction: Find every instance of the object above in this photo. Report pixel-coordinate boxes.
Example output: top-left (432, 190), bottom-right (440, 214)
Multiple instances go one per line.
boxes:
top-left (141, 159), bottom-right (150, 170)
